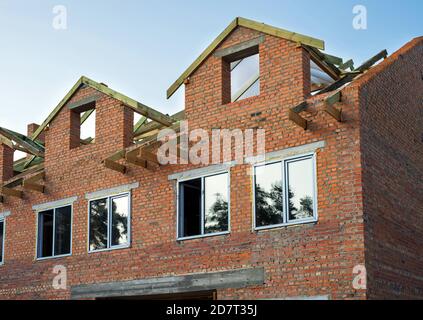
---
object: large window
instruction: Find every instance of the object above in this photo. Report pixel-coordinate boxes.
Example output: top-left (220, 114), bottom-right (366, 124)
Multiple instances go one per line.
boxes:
top-left (254, 155), bottom-right (317, 229)
top-left (37, 206), bottom-right (72, 259)
top-left (0, 219), bottom-right (4, 264)
top-left (89, 193), bottom-right (130, 252)
top-left (178, 172), bottom-right (229, 239)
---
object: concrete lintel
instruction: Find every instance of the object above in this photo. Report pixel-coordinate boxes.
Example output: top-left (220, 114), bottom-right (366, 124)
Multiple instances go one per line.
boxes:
top-left (214, 36), bottom-right (264, 59)
top-left (71, 267), bottom-right (265, 300)
top-left (245, 141), bottom-right (326, 165)
top-left (32, 196), bottom-right (78, 212)
top-left (168, 162), bottom-right (235, 181)
top-left (0, 211), bottom-right (11, 219)
top-left (85, 182), bottom-right (139, 200)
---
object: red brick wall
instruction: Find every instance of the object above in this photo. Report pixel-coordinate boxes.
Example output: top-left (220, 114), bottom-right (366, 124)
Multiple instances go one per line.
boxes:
top-left (357, 37), bottom-right (423, 299)
top-left (1, 27), bottom-right (417, 300)
top-left (0, 144), bottom-right (14, 183)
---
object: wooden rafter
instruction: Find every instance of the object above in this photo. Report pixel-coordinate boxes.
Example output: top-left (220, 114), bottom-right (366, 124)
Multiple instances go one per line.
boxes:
top-left (324, 91), bottom-right (343, 122)
top-left (104, 159), bottom-right (126, 174)
top-left (1, 187), bottom-right (23, 199)
top-left (288, 101), bottom-right (309, 130)
top-left (23, 171), bottom-right (45, 193)
top-left (167, 17), bottom-right (325, 98)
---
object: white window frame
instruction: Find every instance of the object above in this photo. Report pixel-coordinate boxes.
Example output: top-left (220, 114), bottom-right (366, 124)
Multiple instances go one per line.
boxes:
top-left (88, 192), bottom-right (131, 253)
top-left (36, 205), bottom-right (73, 261)
top-left (0, 216), bottom-right (6, 265)
top-left (253, 153), bottom-right (318, 231)
top-left (177, 171), bottom-right (231, 241)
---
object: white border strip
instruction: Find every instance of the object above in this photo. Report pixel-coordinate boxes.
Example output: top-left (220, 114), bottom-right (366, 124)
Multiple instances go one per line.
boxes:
top-left (85, 182), bottom-right (139, 200)
top-left (0, 211), bottom-right (11, 219)
top-left (245, 141), bottom-right (326, 165)
top-left (32, 197), bottom-right (78, 212)
top-left (168, 162), bottom-right (236, 181)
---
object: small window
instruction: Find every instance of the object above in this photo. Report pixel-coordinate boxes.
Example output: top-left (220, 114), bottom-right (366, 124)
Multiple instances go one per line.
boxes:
top-left (89, 194), bottom-right (130, 252)
top-left (254, 155), bottom-right (317, 229)
top-left (178, 172), bottom-right (229, 239)
top-left (37, 206), bottom-right (72, 259)
top-left (230, 53), bottom-right (260, 102)
top-left (0, 219), bottom-right (5, 264)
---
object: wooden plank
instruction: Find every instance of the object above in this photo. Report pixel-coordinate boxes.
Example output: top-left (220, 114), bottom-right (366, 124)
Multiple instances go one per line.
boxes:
top-left (140, 150), bottom-right (159, 165)
top-left (325, 101), bottom-right (342, 122)
top-left (326, 91), bottom-right (342, 106)
top-left (81, 109), bottom-right (95, 124)
top-left (31, 77), bottom-right (84, 140)
top-left (291, 101), bottom-right (308, 114)
top-left (125, 151), bottom-right (148, 168)
top-left (0, 127), bottom-right (44, 157)
top-left (23, 182), bottom-right (45, 193)
top-left (1, 187), bottom-right (23, 198)
top-left (82, 77), bottom-right (174, 126)
top-left (288, 109), bottom-right (308, 130)
top-left (307, 47), bottom-right (341, 80)
top-left (104, 159), bottom-right (126, 174)
top-left (357, 50), bottom-right (388, 72)
top-left (167, 17), bottom-right (325, 98)
top-left (238, 17), bottom-right (325, 50)
top-left (167, 18), bottom-right (238, 99)
top-left (133, 116), bottom-right (147, 133)
top-left (25, 171), bottom-right (45, 184)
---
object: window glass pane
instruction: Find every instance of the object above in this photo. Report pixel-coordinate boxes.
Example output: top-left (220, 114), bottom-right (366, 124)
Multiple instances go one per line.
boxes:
top-left (255, 163), bottom-right (283, 227)
top-left (89, 198), bottom-right (108, 251)
top-left (80, 109), bottom-right (96, 141)
top-left (0, 221), bottom-right (4, 263)
top-left (236, 78), bottom-right (260, 102)
top-left (179, 178), bottom-right (202, 238)
top-left (204, 173), bottom-right (229, 234)
top-left (38, 210), bottom-right (54, 258)
top-left (54, 206), bottom-right (72, 256)
top-left (231, 54), bottom-right (260, 102)
top-left (111, 195), bottom-right (129, 247)
top-left (287, 157), bottom-right (315, 221)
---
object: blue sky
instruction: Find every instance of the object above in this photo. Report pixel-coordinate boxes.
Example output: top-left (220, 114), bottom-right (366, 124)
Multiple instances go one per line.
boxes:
top-left (0, 0), bottom-right (421, 134)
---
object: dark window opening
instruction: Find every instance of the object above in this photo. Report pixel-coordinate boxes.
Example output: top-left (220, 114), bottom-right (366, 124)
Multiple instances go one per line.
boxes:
top-left (89, 194), bottom-right (130, 252)
top-left (37, 206), bottom-right (71, 259)
top-left (179, 178), bottom-right (202, 238)
top-left (178, 173), bottom-right (229, 239)
top-left (0, 220), bottom-right (4, 263)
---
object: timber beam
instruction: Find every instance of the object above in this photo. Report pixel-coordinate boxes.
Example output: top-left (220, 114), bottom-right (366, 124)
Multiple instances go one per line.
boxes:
top-left (23, 171), bottom-right (45, 193)
top-left (288, 102), bottom-right (309, 130)
top-left (104, 159), bottom-right (126, 174)
top-left (324, 91), bottom-right (343, 122)
top-left (1, 187), bottom-right (23, 199)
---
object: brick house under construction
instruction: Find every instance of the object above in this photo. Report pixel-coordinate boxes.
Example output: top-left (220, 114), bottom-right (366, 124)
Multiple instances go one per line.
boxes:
top-left (0, 17), bottom-right (422, 300)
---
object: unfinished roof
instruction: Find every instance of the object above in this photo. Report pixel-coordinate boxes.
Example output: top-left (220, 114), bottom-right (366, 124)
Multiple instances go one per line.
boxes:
top-left (31, 76), bottom-right (176, 141)
top-left (166, 17), bottom-right (328, 99)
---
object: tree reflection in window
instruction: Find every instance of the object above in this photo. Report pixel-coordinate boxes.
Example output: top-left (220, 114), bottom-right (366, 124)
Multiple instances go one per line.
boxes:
top-left (89, 194), bottom-right (130, 251)
top-left (254, 156), bottom-right (316, 228)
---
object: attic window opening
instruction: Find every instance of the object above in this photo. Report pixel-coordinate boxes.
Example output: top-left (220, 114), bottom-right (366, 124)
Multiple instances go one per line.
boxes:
top-left (70, 100), bottom-right (96, 148)
top-left (223, 46), bottom-right (260, 103)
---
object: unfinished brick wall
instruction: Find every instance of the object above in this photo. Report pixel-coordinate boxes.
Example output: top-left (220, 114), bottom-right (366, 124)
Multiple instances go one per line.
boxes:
top-left (0, 27), bottom-right (420, 300)
top-left (0, 144), bottom-right (14, 183)
top-left (357, 37), bottom-right (423, 299)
